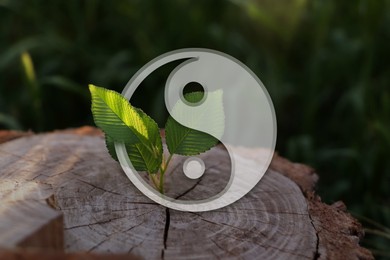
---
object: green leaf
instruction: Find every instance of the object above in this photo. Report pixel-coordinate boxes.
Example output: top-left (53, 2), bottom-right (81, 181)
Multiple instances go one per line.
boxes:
top-left (101, 102), bottom-right (162, 173)
top-left (165, 91), bottom-right (224, 155)
top-left (89, 84), bottom-right (147, 143)
top-left (106, 132), bottom-right (162, 173)
top-left (128, 108), bottom-right (163, 173)
top-left (105, 134), bottom-right (119, 161)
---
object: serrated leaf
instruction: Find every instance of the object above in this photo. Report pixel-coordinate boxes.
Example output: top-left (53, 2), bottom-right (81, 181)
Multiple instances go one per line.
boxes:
top-left (165, 91), bottom-right (224, 156)
top-left (105, 134), bottom-right (119, 161)
top-left (89, 84), bottom-right (147, 143)
top-left (165, 117), bottom-right (218, 155)
top-left (129, 108), bottom-right (163, 173)
top-left (90, 84), bottom-right (162, 173)
top-left (104, 108), bottom-right (162, 173)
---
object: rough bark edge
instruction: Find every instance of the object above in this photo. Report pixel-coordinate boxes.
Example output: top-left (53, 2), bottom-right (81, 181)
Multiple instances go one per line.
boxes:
top-left (0, 130), bottom-right (33, 144)
top-left (0, 127), bottom-right (101, 145)
top-left (0, 127), bottom-right (131, 259)
top-left (270, 153), bottom-right (373, 260)
top-left (0, 126), bottom-right (374, 259)
top-left (52, 126), bottom-right (104, 137)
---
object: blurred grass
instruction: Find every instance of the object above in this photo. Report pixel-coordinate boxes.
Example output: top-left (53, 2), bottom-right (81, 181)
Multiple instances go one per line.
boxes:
top-left (0, 0), bottom-right (389, 256)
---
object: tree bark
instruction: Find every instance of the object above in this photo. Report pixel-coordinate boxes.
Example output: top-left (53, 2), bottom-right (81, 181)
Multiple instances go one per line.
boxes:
top-left (0, 126), bottom-right (373, 259)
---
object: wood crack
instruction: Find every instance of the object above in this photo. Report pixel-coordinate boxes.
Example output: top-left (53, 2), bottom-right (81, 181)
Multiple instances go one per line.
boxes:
top-left (88, 220), bottom-right (146, 252)
top-left (0, 129), bottom-right (372, 259)
top-left (76, 179), bottom-right (125, 196)
top-left (65, 216), bottom-right (128, 230)
top-left (308, 203), bottom-right (320, 260)
top-left (209, 237), bottom-right (239, 257)
top-left (161, 207), bottom-right (170, 259)
top-left (174, 178), bottom-right (202, 200)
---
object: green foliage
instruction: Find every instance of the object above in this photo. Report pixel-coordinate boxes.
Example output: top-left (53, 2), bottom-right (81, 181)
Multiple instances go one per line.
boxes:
top-left (105, 134), bottom-right (119, 161)
top-left (165, 117), bottom-right (218, 156)
top-left (91, 87), bottom-right (218, 191)
top-left (165, 92), bottom-right (220, 156)
top-left (129, 108), bottom-right (163, 173)
top-left (89, 84), bottom-right (147, 143)
top-left (90, 85), bottom-right (162, 173)
top-left (106, 132), bottom-right (162, 174)
top-left (1, 0), bottom-right (389, 256)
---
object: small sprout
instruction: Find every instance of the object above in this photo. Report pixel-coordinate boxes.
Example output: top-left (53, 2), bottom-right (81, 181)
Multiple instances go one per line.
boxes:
top-left (89, 84), bottom-right (221, 194)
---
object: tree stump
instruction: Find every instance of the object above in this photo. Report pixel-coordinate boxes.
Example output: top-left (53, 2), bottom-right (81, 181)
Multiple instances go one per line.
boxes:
top-left (0, 127), bottom-right (373, 259)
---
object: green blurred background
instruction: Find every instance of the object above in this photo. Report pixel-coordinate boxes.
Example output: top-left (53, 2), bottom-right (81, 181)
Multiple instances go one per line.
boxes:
top-left (1, 0), bottom-right (389, 256)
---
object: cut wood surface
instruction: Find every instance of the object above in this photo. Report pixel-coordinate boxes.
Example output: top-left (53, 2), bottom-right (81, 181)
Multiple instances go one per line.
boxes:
top-left (0, 126), bottom-right (373, 259)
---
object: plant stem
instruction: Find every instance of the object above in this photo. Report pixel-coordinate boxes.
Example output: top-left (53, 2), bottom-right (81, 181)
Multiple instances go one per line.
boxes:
top-left (159, 174), bottom-right (164, 194)
top-left (150, 174), bottom-right (159, 190)
top-left (158, 153), bottom-right (173, 194)
top-left (165, 154), bottom-right (173, 169)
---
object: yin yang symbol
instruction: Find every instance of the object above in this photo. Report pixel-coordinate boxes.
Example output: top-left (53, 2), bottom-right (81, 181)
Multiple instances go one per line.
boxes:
top-left (115, 48), bottom-right (276, 212)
